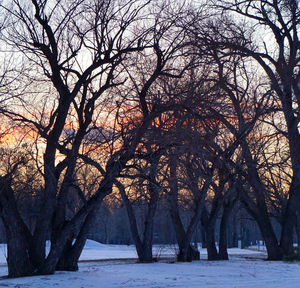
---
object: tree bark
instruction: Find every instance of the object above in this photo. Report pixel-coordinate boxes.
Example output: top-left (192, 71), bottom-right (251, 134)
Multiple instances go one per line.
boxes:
top-left (140, 188), bottom-right (158, 262)
top-left (0, 180), bottom-right (35, 277)
top-left (177, 244), bottom-right (200, 262)
top-left (202, 195), bottom-right (222, 261)
top-left (206, 225), bottom-right (219, 260)
top-left (5, 227), bottom-right (33, 277)
top-left (218, 202), bottom-right (232, 260)
top-left (258, 216), bottom-right (282, 260)
top-left (55, 207), bottom-right (98, 271)
top-left (116, 181), bottom-right (144, 260)
top-left (201, 206), bottom-right (219, 261)
top-left (170, 208), bottom-right (200, 262)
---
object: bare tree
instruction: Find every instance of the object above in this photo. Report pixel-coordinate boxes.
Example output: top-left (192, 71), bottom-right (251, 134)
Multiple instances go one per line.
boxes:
top-left (0, 0), bottom-right (186, 277)
top-left (192, 0), bottom-right (300, 257)
top-left (196, 46), bottom-right (283, 259)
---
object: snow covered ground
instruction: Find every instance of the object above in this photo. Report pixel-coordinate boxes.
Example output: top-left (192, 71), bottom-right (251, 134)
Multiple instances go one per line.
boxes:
top-left (0, 241), bottom-right (299, 287)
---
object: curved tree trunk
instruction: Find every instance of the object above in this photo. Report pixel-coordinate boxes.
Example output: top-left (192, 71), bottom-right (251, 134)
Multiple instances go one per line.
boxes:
top-left (172, 204), bottom-right (201, 262)
top-left (240, 143), bottom-right (283, 260)
top-left (241, 192), bottom-right (282, 260)
top-left (258, 217), bottom-right (282, 260)
top-left (168, 157), bottom-right (201, 262)
top-left (117, 181), bottom-right (144, 260)
top-left (55, 208), bottom-right (98, 271)
top-left (116, 151), bottom-right (160, 263)
top-left (170, 208), bottom-right (200, 262)
top-left (118, 185), bottom-right (157, 263)
top-left (55, 233), bottom-right (87, 271)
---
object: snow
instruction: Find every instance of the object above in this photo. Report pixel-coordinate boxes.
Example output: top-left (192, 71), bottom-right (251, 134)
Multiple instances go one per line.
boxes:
top-left (0, 241), bottom-right (300, 287)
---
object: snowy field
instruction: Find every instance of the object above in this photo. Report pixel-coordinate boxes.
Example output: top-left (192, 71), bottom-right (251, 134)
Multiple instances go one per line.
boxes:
top-left (0, 241), bottom-right (300, 287)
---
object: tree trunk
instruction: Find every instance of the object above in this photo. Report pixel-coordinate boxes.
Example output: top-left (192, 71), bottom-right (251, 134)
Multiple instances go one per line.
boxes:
top-left (116, 152), bottom-right (160, 264)
top-left (177, 244), bottom-right (200, 262)
top-left (258, 217), bottom-right (282, 260)
top-left (202, 197), bottom-right (222, 261)
top-left (206, 225), bottom-right (219, 260)
top-left (242, 195), bottom-right (282, 260)
top-left (218, 227), bottom-right (228, 259)
top-left (55, 235), bottom-right (87, 271)
top-left (282, 106), bottom-right (300, 254)
top-left (201, 213), bottom-right (207, 249)
top-left (140, 239), bottom-right (153, 262)
top-left (168, 157), bottom-right (201, 262)
top-left (55, 208), bottom-right (98, 271)
top-left (55, 239), bottom-right (76, 271)
top-left (280, 183), bottom-right (297, 256)
top-left (296, 210), bottom-right (300, 247)
top-left (140, 193), bottom-right (157, 262)
top-left (3, 221), bottom-right (34, 277)
top-left (169, 208), bottom-right (191, 262)
top-left (115, 180), bottom-right (144, 258)
top-left (117, 180), bottom-right (155, 262)
top-left (218, 208), bottom-right (229, 260)
top-left (39, 211), bottom-right (87, 275)
top-left (240, 143), bottom-right (283, 260)
top-left (202, 208), bottom-right (218, 260)
top-left (201, 228), bottom-right (207, 248)
top-left (218, 198), bottom-right (236, 260)
top-left (30, 168), bottom-right (58, 269)
top-left (32, 139), bottom-right (63, 268)
top-left (170, 203), bottom-right (201, 262)
top-left (174, 201), bottom-right (202, 262)
top-left (229, 212), bottom-right (238, 248)
top-left (40, 159), bottom-right (122, 275)
top-left (0, 181), bottom-right (35, 277)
